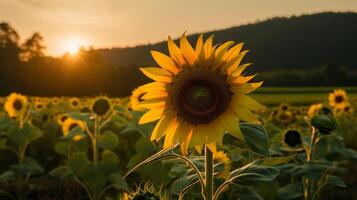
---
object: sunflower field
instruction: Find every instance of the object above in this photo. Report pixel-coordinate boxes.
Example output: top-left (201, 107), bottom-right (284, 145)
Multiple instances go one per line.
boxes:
top-left (0, 35), bottom-right (356, 200)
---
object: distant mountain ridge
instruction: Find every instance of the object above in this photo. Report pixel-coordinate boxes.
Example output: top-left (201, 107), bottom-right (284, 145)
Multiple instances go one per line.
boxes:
top-left (97, 12), bottom-right (357, 70)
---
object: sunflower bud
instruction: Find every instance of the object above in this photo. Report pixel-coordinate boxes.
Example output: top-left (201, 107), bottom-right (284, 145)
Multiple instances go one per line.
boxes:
top-left (311, 115), bottom-right (336, 134)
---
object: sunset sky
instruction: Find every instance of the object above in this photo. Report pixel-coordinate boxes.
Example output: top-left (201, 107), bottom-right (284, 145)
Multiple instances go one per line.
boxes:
top-left (1, 0), bottom-right (356, 56)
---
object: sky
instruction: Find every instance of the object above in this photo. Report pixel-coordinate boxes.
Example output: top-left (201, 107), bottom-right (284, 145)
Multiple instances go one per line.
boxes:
top-left (1, 0), bottom-right (356, 56)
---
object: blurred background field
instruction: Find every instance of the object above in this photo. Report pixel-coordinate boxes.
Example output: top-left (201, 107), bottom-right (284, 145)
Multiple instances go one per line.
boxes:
top-left (253, 87), bottom-right (357, 106)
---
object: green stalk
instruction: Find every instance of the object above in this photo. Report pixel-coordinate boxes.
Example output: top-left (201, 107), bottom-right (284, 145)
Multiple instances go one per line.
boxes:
top-left (93, 116), bottom-right (99, 166)
top-left (204, 145), bottom-right (214, 200)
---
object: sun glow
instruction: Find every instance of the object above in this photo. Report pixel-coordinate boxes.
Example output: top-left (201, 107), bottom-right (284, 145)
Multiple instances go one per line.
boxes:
top-left (63, 38), bottom-right (85, 55)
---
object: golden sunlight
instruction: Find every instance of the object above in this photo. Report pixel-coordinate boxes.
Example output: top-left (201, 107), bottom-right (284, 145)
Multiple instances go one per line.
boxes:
top-left (62, 38), bottom-right (84, 55)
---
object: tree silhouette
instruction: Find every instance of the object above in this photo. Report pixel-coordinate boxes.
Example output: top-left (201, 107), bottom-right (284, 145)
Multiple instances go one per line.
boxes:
top-left (20, 32), bottom-right (46, 61)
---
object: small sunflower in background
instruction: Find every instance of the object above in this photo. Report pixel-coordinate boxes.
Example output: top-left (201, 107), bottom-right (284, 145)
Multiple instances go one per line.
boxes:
top-left (328, 89), bottom-right (349, 110)
top-left (57, 113), bottom-right (69, 126)
top-left (4, 93), bottom-right (29, 118)
top-left (34, 98), bottom-right (46, 112)
top-left (343, 103), bottom-right (354, 115)
top-left (91, 96), bottom-right (113, 117)
top-left (138, 33), bottom-right (263, 154)
top-left (51, 97), bottom-right (60, 106)
top-left (62, 118), bottom-right (85, 141)
top-left (69, 97), bottom-right (81, 110)
top-left (283, 129), bottom-right (303, 149)
top-left (121, 182), bottom-right (168, 200)
top-left (279, 103), bottom-right (290, 112)
top-left (307, 103), bottom-right (323, 118)
top-left (214, 151), bottom-right (231, 179)
top-left (130, 86), bottom-right (147, 111)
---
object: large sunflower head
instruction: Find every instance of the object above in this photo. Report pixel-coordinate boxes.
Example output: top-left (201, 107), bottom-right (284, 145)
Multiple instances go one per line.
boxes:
top-left (91, 96), bottom-right (113, 117)
top-left (138, 33), bottom-right (264, 154)
top-left (130, 86), bottom-right (148, 111)
top-left (307, 103), bottom-right (323, 118)
top-left (4, 93), bottom-right (29, 118)
top-left (62, 118), bottom-right (85, 141)
top-left (328, 89), bottom-right (349, 110)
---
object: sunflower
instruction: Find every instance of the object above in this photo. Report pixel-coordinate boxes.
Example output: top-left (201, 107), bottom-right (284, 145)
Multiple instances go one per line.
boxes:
top-left (328, 89), bottom-right (349, 110)
top-left (4, 93), bottom-right (29, 118)
top-left (214, 151), bottom-right (231, 179)
top-left (130, 86), bottom-right (147, 111)
top-left (62, 118), bottom-right (85, 141)
top-left (307, 103), bottom-right (323, 118)
top-left (121, 182), bottom-right (168, 200)
top-left (343, 103), bottom-right (354, 115)
top-left (283, 129), bottom-right (303, 148)
top-left (34, 98), bottom-right (46, 112)
top-left (91, 96), bottom-right (113, 117)
top-left (69, 97), bottom-right (81, 110)
top-left (279, 103), bottom-right (290, 112)
top-left (52, 97), bottom-right (60, 105)
top-left (57, 113), bottom-right (69, 126)
top-left (138, 33), bottom-right (263, 154)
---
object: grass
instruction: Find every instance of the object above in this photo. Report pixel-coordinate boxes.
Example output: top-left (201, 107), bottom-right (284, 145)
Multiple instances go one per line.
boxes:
top-left (252, 87), bottom-right (357, 106)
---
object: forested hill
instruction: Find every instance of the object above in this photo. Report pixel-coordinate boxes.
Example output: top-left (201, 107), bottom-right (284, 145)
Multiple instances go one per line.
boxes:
top-left (1, 12), bottom-right (357, 96)
top-left (99, 12), bottom-right (357, 70)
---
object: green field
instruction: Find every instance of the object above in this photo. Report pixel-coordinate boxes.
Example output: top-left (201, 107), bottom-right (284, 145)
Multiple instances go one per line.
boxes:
top-left (252, 87), bottom-right (357, 106)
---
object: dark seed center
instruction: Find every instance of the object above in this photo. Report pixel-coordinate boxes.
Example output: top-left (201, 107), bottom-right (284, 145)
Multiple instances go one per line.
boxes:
top-left (69, 123), bottom-right (78, 131)
top-left (284, 130), bottom-right (302, 147)
top-left (335, 95), bottom-right (344, 103)
top-left (92, 98), bottom-right (110, 116)
top-left (184, 83), bottom-right (217, 113)
top-left (13, 99), bottom-right (23, 111)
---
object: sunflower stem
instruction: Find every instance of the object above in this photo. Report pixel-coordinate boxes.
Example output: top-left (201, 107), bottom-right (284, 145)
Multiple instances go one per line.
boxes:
top-left (204, 145), bottom-right (214, 200)
top-left (93, 116), bottom-right (99, 166)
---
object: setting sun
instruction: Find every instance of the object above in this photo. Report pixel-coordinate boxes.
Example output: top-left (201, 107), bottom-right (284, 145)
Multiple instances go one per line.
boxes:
top-left (63, 38), bottom-right (84, 55)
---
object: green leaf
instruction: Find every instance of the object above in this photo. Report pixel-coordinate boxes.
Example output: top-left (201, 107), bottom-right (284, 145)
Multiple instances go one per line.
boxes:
top-left (240, 123), bottom-right (269, 156)
top-left (0, 138), bottom-right (7, 150)
top-left (0, 171), bottom-right (15, 183)
top-left (98, 131), bottom-right (119, 150)
top-left (108, 173), bottom-right (128, 191)
top-left (230, 163), bottom-right (280, 186)
top-left (315, 135), bottom-right (345, 160)
top-left (49, 166), bottom-right (74, 179)
top-left (234, 186), bottom-right (264, 200)
top-left (5, 123), bottom-right (44, 148)
top-left (69, 152), bottom-right (90, 175)
top-left (259, 155), bottom-right (296, 166)
top-left (278, 183), bottom-right (303, 200)
top-left (11, 157), bottom-right (44, 175)
top-left (54, 140), bottom-right (70, 156)
top-left (325, 175), bottom-right (346, 188)
top-left (62, 127), bottom-right (86, 140)
top-left (294, 161), bottom-right (332, 180)
top-left (171, 174), bottom-right (198, 195)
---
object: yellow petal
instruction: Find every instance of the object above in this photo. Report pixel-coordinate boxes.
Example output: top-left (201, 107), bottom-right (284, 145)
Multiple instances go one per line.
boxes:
top-left (195, 34), bottom-right (204, 56)
top-left (140, 67), bottom-right (172, 83)
top-left (163, 120), bottom-right (179, 149)
top-left (219, 110), bottom-right (244, 141)
top-left (230, 101), bottom-right (261, 124)
top-left (151, 112), bottom-right (176, 141)
top-left (230, 63), bottom-right (252, 77)
top-left (203, 35), bottom-right (214, 59)
top-left (151, 51), bottom-right (179, 74)
top-left (226, 51), bottom-right (249, 75)
top-left (211, 41), bottom-right (235, 69)
top-left (234, 94), bottom-right (265, 111)
top-left (168, 36), bottom-right (186, 65)
top-left (139, 82), bottom-right (166, 91)
top-left (223, 43), bottom-right (243, 61)
top-left (232, 74), bottom-right (257, 84)
top-left (206, 143), bottom-right (217, 154)
top-left (142, 92), bottom-right (167, 100)
top-left (180, 33), bottom-right (197, 65)
top-left (138, 98), bottom-right (165, 109)
top-left (139, 108), bottom-right (164, 124)
top-left (230, 82), bottom-right (263, 94)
